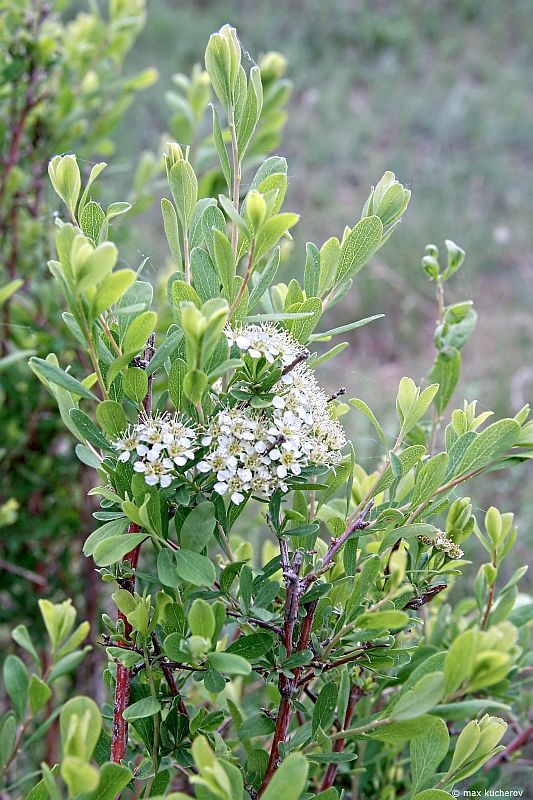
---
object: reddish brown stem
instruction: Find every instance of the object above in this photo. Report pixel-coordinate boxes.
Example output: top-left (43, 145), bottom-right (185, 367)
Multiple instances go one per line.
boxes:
top-left (110, 335), bottom-right (155, 764)
top-left (319, 685), bottom-right (363, 791)
top-left (111, 529), bottom-right (141, 764)
top-left (259, 598), bottom-right (317, 795)
top-left (151, 635), bottom-right (189, 718)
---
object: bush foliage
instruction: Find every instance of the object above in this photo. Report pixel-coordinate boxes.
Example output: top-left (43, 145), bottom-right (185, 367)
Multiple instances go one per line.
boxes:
top-left (1, 18), bottom-right (532, 800)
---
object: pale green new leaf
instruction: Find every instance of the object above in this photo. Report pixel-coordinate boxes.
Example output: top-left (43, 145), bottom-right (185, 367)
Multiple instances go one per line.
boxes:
top-left (336, 215), bottom-right (383, 284)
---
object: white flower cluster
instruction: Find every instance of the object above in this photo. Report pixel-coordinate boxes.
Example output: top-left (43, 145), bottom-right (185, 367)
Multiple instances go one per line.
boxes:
top-left (198, 325), bottom-right (347, 504)
top-left (224, 322), bottom-right (303, 366)
top-left (112, 414), bottom-right (201, 488)
top-left (418, 532), bottom-right (464, 559)
top-left (112, 326), bottom-right (347, 501)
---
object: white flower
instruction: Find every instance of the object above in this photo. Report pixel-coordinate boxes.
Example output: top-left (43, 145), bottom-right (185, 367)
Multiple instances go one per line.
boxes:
top-left (112, 413), bottom-right (202, 488)
top-left (225, 322), bottom-right (304, 366)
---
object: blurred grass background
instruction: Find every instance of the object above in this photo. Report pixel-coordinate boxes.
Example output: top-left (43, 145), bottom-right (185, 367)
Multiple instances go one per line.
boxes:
top-left (104, 0), bottom-right (532, 573)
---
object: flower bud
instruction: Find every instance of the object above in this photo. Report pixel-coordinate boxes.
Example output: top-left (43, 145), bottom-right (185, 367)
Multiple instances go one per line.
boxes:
top-left (482, 562), bottom-right (498, 587)
top-left (473, 715), bottom-right (507, 759)
top-left (245, 190), bottom-right (267, 231)
top-left (259, 51), bottom-right (288, 81)
top-left (450, 719), bottom-right (481, 772)
top-left (485, 506), bottom-right (502, 545)
top-left (443, 239), bottom-right (466, 278)
top-left (422, 254), bottom-right (440, 280)
top-left (205, 25), bottom-right (241, 112)
top-left (362, 171), bottom-right (411, 227)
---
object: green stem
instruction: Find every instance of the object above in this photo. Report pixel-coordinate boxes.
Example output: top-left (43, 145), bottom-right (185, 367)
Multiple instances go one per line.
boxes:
top-left (78, 301), bottom-right (108, 399)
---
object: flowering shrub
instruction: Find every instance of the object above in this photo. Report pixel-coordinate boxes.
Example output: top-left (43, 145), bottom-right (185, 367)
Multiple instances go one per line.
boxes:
top-left (1, 23), bottom-right (532, 800)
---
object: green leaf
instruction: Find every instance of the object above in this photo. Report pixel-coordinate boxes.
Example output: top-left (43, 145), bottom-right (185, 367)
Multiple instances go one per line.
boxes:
top-left (410, 717), bottom-right (450, 793)
top-left (0, 278), bottom-right (23, 307)
top-left (122, 310), bottom-right (157, 354)
top-left (0, 713), bottom-right (16, 770)
top-left (205, 31), bottom-right (232, 111)
top-left (48, 154), bottom-right (81, 218)
top-left (146, 329), bottom-right (183, 376)
top-left (435, 302), bottom-right (477, 351)
top-left (78, 162), bottom-right (107, 217)
top-left (248, 248), bottom-right (281, 311)
top-left (60, 696), bottom-right (101, 761)
top-left (213, 228), bottom-right (235, 294)
top-left (286, 297), bottom-right (322, 342)
top-left (454, 419), bottom-right (520, 476)
top-left (83, 518), bottom-right (128, 557)
top-left (237, 66), bottom-right (263, 157)
top-left (261, 752), bottom-right (309, 800)
top-left (390, 672), bottom-right (444, 720)
top-left (92, 534), bottom-right (147, 567)
top-left (444, 629), bottom-right (478, 694)
top-left (29, 357), bottom-right (98, 401)
top-left (303, 242), bottom-right (320, 297)
top-left (172, 280), bottom-right (202, 311)
top-left (69, 409), bottom-right (111, 452)
top-left (168, 358), bottom-right (189, 411)
top-left (91, 269), bottom-right (137, 319)
top-left (368, 715), bottom-right (442, 744)
top-left (183, 368), bottom-right (208, 402)
top-left (181, 502), bottom-right (216, 551)
top-left (429, 347), bottom-right (461, 415)
top-left (218, 194), bottom-right (251, 241)
top-left (312, 682), bottom-right (338, 736)
top-left (161, 198), bottom-right (182, 267)
top-left (61, 757), bottom-right (99, 796)
top-left (374, 446), bottom-right (427, 493)
top-left (211, 105), bottom-right (231, 188)
top-left (413, 792), bottom-right (453, 800)
top-left (122, 696), bottom-right (161, 721)
top-left (355, 610), bottom-right (409, 630)
top-left (191, 248), bottom-right (220, 302)
top-left (227, 631), bottom-right (274, 660)
top-left (411, 453), bottom-right (449, 506)
top-left (75, 241), bottom-right (118, 295)
top-left (380, 523), bottom-right (438, 551)
top-left (238, 713), bottom-right (276, 740)
top-left (123, 367), bottom-right (148, 406)
top-left (174, 550), bottom-right (216, 586)
top-left (349, 398), bottom-right (387, 447)
top-left (188, 599), bottom-right (215, 639)
top-left (336, 215), bottom-right (383, 284)
top-left (157, 550), bottom-right (178, 589)
top-left (307, 752), bottom-right (357, 764)
top-left (310, 314), bottom-right (384, 341)
top-left (87, 763), bottom-right (133, 800)
top-left (207, 651), bottom-right (251, 676)
top-left (250, 157), bottom-right (288, 192)
top-left (11, 625), bottom-right (39, 666)
top-left (254, 212), bottom-right (300, 263)
top-left (3, 656), bottom-right (28, 722)
top-left (170, 160), bottom-right (198, 231)
top-left (80, 201), bottom-right (106, 245)
top-left (29, 675), bottom-right (52, 715)
top-left (0, 348), bottom-right (36, 372)
top-left (318, 236), bottom-right (341, 295)
top-left (106, 201), bottom-right (131, 220)
top-left (95, 400), bottom-right (128, 439)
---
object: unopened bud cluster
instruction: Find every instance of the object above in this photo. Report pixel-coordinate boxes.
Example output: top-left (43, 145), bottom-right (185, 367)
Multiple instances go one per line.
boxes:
top-left (418, 530), bottom-right (464, 559)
